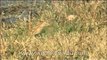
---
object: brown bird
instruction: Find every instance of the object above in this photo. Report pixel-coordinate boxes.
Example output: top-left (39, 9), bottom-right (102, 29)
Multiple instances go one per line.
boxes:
top-left (30, 20), bottom-right (49, 36)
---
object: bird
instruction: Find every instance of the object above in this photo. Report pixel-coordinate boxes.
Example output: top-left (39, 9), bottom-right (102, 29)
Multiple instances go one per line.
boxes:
top-left (26, 20), bottom-right (49, 40)
top-left (30, 20), bottom-right (49, 36)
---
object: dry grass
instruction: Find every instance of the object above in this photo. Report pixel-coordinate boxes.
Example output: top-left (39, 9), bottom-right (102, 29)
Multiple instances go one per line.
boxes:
top-left (66, 15), bottom-right (77, 21)
top-left (0, 0), bottom-right (107, 60)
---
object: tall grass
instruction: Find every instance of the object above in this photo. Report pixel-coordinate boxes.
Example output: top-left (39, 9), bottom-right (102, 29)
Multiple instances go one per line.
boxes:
top-left (0, 0), bottom-right (107, 60)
